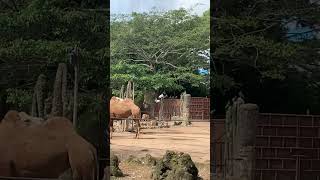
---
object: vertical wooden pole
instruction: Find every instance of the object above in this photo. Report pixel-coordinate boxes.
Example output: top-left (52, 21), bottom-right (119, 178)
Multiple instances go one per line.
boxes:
top-left (132, 81), bottom-right (135, 102)
top-left (182, 93), bottom-right (191, 126)
top-left (237, 103), bottom-right (258, 180)
top-left (73, 65), bottom-right (78, 128)
top-left (71, 47), bottom-right (79, 128)
top-left (159, 97), bottom-right (164, 121)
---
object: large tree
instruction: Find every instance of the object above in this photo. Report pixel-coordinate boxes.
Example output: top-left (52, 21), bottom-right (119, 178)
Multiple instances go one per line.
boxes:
top-left (111, 9), bottom-right (210, 106)
top-left (212, 0), bottom-right (320, 114)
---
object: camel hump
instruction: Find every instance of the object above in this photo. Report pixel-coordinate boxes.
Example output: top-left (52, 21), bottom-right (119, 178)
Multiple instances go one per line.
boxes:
top-left (44, 116), bottom-right (74, 131)
top-left (111, 96), bottom-right (123, 101)
top-left (2, 110), bottom-right (20, 124)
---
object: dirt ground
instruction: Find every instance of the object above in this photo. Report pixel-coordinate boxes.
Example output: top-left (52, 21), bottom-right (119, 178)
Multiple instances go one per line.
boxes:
top-left (111, 122), bottom-right (210, 180)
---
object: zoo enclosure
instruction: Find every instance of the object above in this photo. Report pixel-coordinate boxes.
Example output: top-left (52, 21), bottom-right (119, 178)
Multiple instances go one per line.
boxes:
top-left (154, 97), bottom-right (210, 121)
top-left (213, 113), bottom-right (320, 180)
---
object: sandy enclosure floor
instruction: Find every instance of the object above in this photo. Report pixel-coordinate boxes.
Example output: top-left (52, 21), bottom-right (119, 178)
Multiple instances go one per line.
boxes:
top-left (110, 122), bottom-right (210, 179)
top-left (111, 122), bottom-right (210, 163)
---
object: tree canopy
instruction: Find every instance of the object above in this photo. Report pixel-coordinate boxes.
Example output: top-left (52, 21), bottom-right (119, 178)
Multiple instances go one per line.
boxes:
top-left (111, 9), bottom-right (210, 99)
top-left (0, 0), bottom-right (108, 109)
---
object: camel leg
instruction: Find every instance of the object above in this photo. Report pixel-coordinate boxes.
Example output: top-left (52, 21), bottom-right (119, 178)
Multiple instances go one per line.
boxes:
top-left (68, 144), bottom-right (97, 180)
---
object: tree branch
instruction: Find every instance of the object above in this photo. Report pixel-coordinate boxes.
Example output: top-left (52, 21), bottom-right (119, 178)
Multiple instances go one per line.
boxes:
top-left (156, 61), bottom-right (178, 69)
top-left (125, 59), bottom-right (150, 62)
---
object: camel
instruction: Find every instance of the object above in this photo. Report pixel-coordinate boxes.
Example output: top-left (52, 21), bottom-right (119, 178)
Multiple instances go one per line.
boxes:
top-left (110, 96), bottom-right (141, 139)
top-left (0, 110), bottom-right (98, 180)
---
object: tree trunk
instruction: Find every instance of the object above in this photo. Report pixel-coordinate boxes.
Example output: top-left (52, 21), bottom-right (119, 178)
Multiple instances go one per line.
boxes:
top-left (51, 63), bottom-right (64, 116)
top-left (44, 95), bottom-right (52, 119)
top-left (120, 85), bottom-right (124, 99)
top-left (36, 74), bottom-right (46, 118)
top-left (31, 91), bottom-right (37, 117)
top-left (62, 63), bottom-right (68, 117)
top-left (31, 74), bottom-right (46, 118)
top-left (66, 91), bottom-right (73, 121)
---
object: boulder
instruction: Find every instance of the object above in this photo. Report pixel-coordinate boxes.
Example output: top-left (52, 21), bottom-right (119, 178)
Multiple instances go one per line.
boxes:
top-left (141, 154), bottom-right (157, 166)
top-left (151, 151), bottom-right (199, 180)
top-left (110, 154), bottom-right (124, 177)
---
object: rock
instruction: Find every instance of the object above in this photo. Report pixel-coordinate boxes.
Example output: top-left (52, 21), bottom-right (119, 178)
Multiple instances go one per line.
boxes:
top-left (151, 151), bottom-right (199, 180)
top-left (125, 155), bottom-right (142, 164)
top-left (110, 154), bottom-right (124, 177)
top-left (125, 154), bottom-right (157, 167)
top-left (173, 121), bottom-right (182, 126)
top-left (141, 154), bottom-right (157, 166)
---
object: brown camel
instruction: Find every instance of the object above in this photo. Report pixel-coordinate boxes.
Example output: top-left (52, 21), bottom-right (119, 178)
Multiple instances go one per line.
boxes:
top-left (110, 96), bottom-right (141, 139)
top-left (0, 110), bottom-right (98, 180)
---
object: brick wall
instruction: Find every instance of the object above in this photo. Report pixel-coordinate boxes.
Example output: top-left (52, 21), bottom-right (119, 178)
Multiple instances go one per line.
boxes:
top-left (154, 97), bottom-right (210, 120)
top-left (212, 113), bottom-right (320, 180)
top-left (256, 113), bottom-right (320, 180)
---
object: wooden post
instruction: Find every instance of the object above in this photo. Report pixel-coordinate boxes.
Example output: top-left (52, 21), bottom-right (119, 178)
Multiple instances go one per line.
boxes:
top-left (120, 85), bottom-right (124, 99)
top-left (182, 93), bottom-right (191, 126)
top-left (132, 81), bottom-right (135, 102)
top-left (70, 46), bottom-right (79, 128)
top-left (236, 103), bottom-right (258, 180)
top-left (51, 63), bottom-right (67, 117)
top-left (159, 97), bottom-right (164, 121)
top-left (73, 65), bottom-right (78, 127)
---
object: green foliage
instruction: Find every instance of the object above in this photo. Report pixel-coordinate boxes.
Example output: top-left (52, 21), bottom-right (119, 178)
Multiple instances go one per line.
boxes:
top-left (212, 0), bottom-right (320, 114)
top-left (0, 39), bottom-right (72, 62)
top-left (6, 88), bottom-right (32, 111)
top-left (0, 0), bottom-right (108, 97)
top-left (111, 9), bottom-right (209, 96)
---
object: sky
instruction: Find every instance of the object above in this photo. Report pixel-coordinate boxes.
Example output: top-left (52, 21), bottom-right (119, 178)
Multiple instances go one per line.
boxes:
top-left (110, 0), bottom-right (210, 16)
top-left (285, 20), bottom-right (319, 42)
